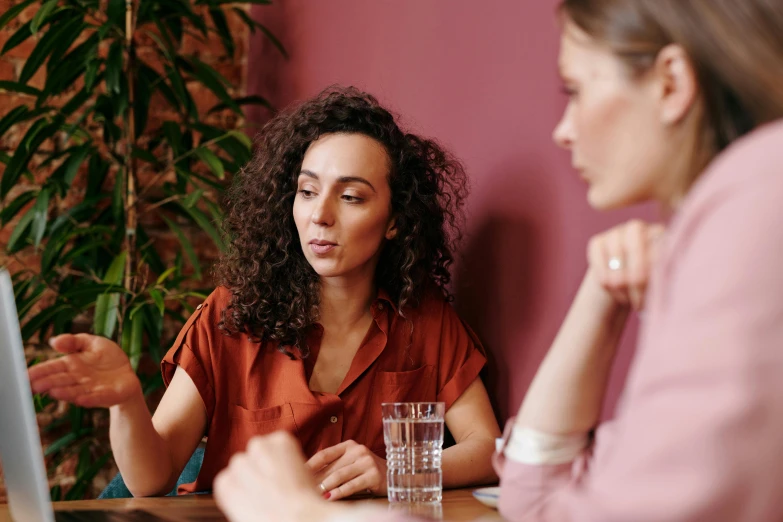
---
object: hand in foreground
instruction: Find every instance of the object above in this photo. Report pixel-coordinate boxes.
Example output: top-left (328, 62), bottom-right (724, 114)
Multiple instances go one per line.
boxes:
top-left (587, 220), bottom-right (666, 310)
top-left (306, 440), bottom-right (387, 501)
top-left (214, 432), bottom-right (345, 522)
top-left (28, 334), bottom-right (141, 408)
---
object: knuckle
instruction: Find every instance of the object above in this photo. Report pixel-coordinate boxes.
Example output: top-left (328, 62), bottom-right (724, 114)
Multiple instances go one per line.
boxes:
top-left (247, 436), bottom-right (265, 454)
top-left (228, 453), bottom-right (246, 471)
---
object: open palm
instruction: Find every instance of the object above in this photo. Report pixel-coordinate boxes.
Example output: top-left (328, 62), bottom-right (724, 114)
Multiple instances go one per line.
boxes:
top-left (28, 334), bottom-right (142, 408)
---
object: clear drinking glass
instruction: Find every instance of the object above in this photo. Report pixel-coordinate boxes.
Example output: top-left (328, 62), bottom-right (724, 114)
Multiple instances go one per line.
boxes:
top-left (382, 402), bottom-right (445, 503)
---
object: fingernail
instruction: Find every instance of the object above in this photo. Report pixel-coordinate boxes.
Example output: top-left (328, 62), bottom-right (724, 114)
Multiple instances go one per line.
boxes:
top-left (322, 492), bottom-right (331, 500)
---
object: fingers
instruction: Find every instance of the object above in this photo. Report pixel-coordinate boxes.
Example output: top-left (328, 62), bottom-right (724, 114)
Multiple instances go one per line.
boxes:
top-left (306, 440), bottom-right (351, 472)
top-left (319, 461), bottom-right (365, 495)
top-left (593, 228), bottom-right (629, 306)
top-left (623, 221), bottom-right (648, 310)
top-left (48, 334), bottom-right (94, 355)
top-left (46, 383), bottom-right (93, 403)
top-left (328, 471), bottom-right (377, 501)
top-left (588, 220), bottom-right (666, 311)
top-left (214, 465), bottom-right (261, 522)
top-left (215, 432), bottom-right (327, 522)
top-left (28, 358), bottom-right (72, 386)
top-left (28, 367), bottom-right (81, 394)
top-left (313, 443), bottom-right (384, 500)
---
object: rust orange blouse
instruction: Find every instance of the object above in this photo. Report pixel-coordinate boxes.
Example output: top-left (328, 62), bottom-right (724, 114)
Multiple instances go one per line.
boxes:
top-left (161, 286), bottom-right (486, 494)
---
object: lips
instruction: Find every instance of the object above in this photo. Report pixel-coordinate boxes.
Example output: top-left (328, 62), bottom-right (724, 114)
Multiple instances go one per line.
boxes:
top-left (309, 239), bottom-right (336, 255)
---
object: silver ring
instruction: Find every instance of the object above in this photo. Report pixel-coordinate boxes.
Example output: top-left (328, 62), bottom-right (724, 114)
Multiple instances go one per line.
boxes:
top-left (608, 256), bottom-right (623, 271)
top-left (318, 482), bottom-right (327, 493)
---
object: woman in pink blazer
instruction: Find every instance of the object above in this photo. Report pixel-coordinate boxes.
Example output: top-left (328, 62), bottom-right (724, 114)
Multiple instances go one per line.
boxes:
top-left (212, 1), bottom-right (783, 521)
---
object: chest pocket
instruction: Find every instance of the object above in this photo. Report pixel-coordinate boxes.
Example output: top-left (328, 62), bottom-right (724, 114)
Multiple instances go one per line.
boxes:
top-left (228, 403), bottom-right (299, 447)
top-left (377, 365), bottom-right (436, 401)
top-left (368, 365), bottom-right (436, 454)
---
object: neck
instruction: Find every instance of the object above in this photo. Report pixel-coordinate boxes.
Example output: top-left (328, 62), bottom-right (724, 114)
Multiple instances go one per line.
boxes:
top-left (318, 276), bottom-right (376, 332)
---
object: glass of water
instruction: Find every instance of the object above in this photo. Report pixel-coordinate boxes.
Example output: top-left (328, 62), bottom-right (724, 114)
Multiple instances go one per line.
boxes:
top-left (382, 402), bottom-right (445, 503)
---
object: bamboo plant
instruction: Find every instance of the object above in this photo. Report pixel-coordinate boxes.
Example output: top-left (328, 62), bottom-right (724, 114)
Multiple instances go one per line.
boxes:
top-left (0, 0), bottom-right (283, 500)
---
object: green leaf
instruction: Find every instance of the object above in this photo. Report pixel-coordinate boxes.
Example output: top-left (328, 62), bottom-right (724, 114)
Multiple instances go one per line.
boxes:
top-left (0, 106), bottom-right (29, 138)
top-left (195, 147), bottom-right (225, 179)
top-left (31, 188), bottom-right (50, 248)
top-left (43, 31), bottom-right (96, 101)
top-left (128, 312), bottom-right (144, 371)
top-left (208, 94), bottom-right (273, 114)
top-left (7, 206), bottom-right (35, 253)
top-left (1, 116), bottom-right (63, 199)
top-left (149, 288), bottom-right (165, 317)
top-left (231, 8), bottom-right (288, 59)
top-left (30, 0), bottom-right (58, 34)
top-left (131, 146), bottom-right (158, 165)
top-left (60, 86), bottom-right (94, 118)
top-left (164, 63), bottom-right (196, 120)
top-left (93, 252), bottom-right (126, 338)
top-left (0, 0), bottom-right (35, 31)
top-left (133, 65), bottom-right (154, 135)
top-left (21, 303), bottom-right (70, 341)
top-left (61, 145), bottom-right (90, 189)
top-left (208, 8), bottom-right (234, 57)
top-left (1, 21), bottom-right (32, 56)
top-left (85, 155), bottom-right (109, 198)
top-left (0, 80), bottom-right (42, 97)
top-left (162, 215), bottom-right (202, 279)
top-left (179, 202), bottom-right (226, 252)
top-left (47, 19), bottom-right (86, 71)
top-left (0, 190), bottom-right (36, 225)
top-left (187, 57), bottom-right (240, 114)
top-left (106, 0), bottom-right (125, 28)
top-left (65, 451), bottom-right (111, 501)
top-left (155, 267), bottom-right (177, 285)
top-left (84, 59), bottom-right (99, 91)
top-left (44, 431), bottom-right (81, 457)
top-left (112, 165), bottom-right (124, 221)
top-left (105, 41), bottom-right (123, 94)
top-left (162, 121), bottom-right (183, 157)
top-left (183, 188), bottom-right (204, 208)
top-left (228, 129), bottom-right (252, 149)
top-left (20, 15), bottom-right (84, 85)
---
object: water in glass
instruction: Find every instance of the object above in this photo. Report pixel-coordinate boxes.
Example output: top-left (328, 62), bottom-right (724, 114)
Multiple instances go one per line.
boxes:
top-left (382, 402), bottom-right (445, 503)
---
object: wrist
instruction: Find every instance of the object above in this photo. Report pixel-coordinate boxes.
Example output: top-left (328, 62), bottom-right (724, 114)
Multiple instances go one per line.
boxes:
top-left (109, 380), bottom-right (146, 416)
top-left (581, 270), bottom-right (626, 314)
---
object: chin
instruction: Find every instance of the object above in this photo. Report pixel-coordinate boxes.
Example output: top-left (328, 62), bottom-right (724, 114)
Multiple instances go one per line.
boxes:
top-left (586, 186), bottom-right (635, 211)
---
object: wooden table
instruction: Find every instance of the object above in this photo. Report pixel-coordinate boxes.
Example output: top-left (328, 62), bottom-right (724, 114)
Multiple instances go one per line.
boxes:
top-left (0, 488), bottom-right (502, 521)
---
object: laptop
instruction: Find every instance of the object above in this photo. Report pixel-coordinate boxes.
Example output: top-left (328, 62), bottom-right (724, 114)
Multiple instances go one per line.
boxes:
top-left (0, 269), bottom-right (172, 521)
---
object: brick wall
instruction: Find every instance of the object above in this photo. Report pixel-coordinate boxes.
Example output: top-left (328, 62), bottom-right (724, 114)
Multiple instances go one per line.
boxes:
top-left (0, 0), bottom-right (253, 502)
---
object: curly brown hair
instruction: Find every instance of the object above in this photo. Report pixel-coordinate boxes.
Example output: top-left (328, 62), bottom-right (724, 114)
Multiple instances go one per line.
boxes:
top-left (215, 86), bottom-right (469, 358)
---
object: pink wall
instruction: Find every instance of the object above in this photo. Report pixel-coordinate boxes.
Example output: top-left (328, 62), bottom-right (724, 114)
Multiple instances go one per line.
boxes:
top-left (248, 0), bottom-right (653, 421)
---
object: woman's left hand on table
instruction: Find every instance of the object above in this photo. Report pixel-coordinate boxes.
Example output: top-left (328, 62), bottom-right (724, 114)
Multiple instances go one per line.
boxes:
top-left (306, 440), bottom-right (388, 500)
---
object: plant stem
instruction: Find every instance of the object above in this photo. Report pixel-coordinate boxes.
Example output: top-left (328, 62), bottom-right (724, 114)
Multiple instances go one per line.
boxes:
top-left (122, 0), bottom-right (138, 339)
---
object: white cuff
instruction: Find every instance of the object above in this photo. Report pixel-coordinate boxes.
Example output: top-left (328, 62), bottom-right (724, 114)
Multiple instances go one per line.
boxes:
top-left (504, 425), bottom-right (588, 465)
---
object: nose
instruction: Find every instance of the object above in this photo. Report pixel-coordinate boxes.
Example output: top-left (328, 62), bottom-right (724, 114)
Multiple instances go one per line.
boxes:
top-left (552, 104), bottom-right (575, 150)
top-left (311, 196), bottom-right (335, 227)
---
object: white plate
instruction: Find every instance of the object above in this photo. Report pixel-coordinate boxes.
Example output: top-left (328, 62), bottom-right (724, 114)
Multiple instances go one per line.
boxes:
top-left (472, 486), bottom-right (500, 509)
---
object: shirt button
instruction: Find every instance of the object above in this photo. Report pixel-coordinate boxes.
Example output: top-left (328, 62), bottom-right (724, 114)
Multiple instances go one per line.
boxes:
top-left (330, 416), bottom-right (338, 424)
top-left (377, 303), bottom-right (384, 311)
top-left (196, 304), bottom-right (203, 310)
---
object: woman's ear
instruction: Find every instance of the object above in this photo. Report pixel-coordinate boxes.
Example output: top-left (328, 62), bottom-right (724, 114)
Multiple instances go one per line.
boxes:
top-left (385, 217), bottom-right (398, 240)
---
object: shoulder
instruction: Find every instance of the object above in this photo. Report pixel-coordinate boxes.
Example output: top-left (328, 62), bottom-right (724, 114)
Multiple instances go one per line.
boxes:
top-left (669, 120), bottom-right (783, 247)
top-left (683, 120), bottom-right (783, 211)
top-left (399, 283), bottom-right (453, 320)
top-left (198, 286), bottom-right (232, 313)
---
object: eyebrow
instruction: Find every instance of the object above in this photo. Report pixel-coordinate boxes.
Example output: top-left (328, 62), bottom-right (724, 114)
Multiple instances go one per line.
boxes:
top-left (299, 169), bottom-right (377, 193)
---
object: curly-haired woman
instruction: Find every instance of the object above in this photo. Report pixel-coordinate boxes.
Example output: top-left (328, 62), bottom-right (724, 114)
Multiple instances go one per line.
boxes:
top-left (28, 86), bottom-right (501, 498)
